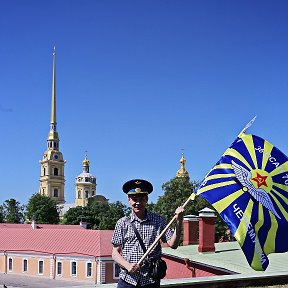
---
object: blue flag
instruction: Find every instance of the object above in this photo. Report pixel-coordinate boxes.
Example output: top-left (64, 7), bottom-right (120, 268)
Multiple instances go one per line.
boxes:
top-left (197, 133), bottom-right (288, 271)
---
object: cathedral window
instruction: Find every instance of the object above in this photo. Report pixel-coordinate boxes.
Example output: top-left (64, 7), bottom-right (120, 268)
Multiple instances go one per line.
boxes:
top-left (85, 191), bottom-right (89, 198)
top-left (54, 189), bottom-right (59, 197)
top-left (54, 168), bottom-right (58, 176)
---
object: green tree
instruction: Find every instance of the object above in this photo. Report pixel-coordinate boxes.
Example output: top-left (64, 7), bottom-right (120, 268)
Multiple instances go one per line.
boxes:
top-left (2, 199), bottom-right (25, 223)
top-left (0, 205), bottom-right (4, 223)
top-left (92, 201), bottom-right (128, 230)
top-left (62, 206), bottom-right (94, 226)
top-left (154, 177), bottom-right (228, 242)
top-left (26, 194), bottom-right (60, 224)
top-left (154, 177), bottom-right (208, 221)
top-left (62, 201), bottom-right (128, 230)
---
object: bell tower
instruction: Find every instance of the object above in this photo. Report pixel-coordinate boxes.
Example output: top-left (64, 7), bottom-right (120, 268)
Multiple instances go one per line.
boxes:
top-left (75, 153), bottom-right (96, 207)
top-left (39, 47), bottom-right (65, 204)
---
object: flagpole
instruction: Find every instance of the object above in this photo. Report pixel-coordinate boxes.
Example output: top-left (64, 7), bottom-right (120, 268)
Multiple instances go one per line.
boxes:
top-left (238, 116), bottom-right (257, 136)
top-left (137, 194), bottom-right (195, 265)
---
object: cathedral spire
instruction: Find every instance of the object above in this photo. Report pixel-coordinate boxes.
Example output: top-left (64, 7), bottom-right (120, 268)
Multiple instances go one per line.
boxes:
top-left (51, 46), bottom-right (56, 125)
top-left (39, 47), bottom-right (65, 204)
top-left (176, 150), bottom-right (190, 179)
top-left (47, 46), bottom-right (59, 150)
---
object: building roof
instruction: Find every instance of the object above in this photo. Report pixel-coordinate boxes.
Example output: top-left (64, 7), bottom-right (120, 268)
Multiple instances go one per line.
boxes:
top-left (163, 241), bottom-right (288, 275)
top-left (0, 223), bottom-right (84, 229)
top-left (0, 228), bottom-right (114, 258)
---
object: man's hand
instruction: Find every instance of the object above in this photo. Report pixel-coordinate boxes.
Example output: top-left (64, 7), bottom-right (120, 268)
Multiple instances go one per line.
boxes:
top-left (175, 206), bottom-right (184, 221)
top-left (127, 263), bottom-right (140, 273)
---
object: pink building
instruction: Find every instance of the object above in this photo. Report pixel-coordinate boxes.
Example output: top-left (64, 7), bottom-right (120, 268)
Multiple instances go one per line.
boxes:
top-left (0, 209), bottom-right (237, 284)
top-left (0, 224), bottom-right (118, 284)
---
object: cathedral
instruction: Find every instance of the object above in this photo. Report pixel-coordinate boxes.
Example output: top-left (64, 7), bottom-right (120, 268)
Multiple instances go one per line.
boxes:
top-left (39, 48), bottom-right (188, 212)
top-left (39, 48), bottom-right (108, 210)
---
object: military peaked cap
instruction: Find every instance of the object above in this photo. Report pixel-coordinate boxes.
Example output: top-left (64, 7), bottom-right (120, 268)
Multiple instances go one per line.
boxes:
top-left (122, 179), bottom-right (153, 195)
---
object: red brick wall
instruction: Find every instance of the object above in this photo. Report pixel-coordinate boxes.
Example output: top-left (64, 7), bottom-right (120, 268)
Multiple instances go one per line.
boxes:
top-left (162, 255), bottom-right (231, 279)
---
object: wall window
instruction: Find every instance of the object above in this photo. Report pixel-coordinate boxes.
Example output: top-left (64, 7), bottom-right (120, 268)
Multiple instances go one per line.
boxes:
top-left (57, 262), bottom-right (62, 276)
top-left (54, 168), bottom-right (58, 176)
top-left (53, 189), bottom-right (58, 197)
top-left (71, 261), bottom-right (77, 276)
top-left (113, 263), bottom-right (121, 279)
top-left (85, 191), bottom-right (89, 198)
top-left (43, 168), bottom-right (46, 176)
top-left (38, 260), bottom-right (44, 274)
top-left (78, 190), bottom-right (81, 199)
top-left (23, 259), bottom-right (28, 272)
top-left (86, 262), bottom-right (92, 277)
top-left (8, 258), bottom-right (13, 271)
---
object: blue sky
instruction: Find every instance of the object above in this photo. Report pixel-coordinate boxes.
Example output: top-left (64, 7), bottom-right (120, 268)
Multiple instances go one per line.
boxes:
top-left (0, 0), bottom-right (287, 207)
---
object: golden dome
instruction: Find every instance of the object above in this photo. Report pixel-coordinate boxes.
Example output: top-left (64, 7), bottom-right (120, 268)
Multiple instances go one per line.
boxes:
top-left (83, 159), bottom-right (90, 166)
top-left (83, 152), bottom-right (90, 166)
top-left (176, 152), bottom-right (190, 178)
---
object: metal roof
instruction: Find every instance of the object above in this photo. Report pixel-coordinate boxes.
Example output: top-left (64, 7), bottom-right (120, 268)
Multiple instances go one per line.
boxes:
top-left (163, 241), bottom-right (288, 275)
top-left (0, 228), bottom-right (113, 257)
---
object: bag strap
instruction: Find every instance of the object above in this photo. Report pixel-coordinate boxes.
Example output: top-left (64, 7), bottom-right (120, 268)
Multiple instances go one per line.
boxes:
top-left (130, 221), bottom-right (147, 253)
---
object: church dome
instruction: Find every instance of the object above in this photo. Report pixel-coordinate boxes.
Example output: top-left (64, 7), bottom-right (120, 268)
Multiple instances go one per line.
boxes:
top-left (176, 152), bottom-right (190, 178)
top-left (76, 154), bottom-right (96, 184)
top-left (82, 158), bottom-right (90, 166)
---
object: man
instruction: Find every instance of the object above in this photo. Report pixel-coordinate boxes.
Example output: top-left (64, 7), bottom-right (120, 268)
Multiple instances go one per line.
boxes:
top-left (112, 179), bottom-right (184, 288)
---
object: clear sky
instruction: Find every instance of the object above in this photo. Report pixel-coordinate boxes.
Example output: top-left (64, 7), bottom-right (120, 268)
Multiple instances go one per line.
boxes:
top-left (0, 0), bottom-right (287, 207)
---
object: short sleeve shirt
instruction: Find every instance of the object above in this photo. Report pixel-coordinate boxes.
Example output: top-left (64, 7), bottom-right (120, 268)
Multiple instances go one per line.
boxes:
top-left (111, 210), bottom-right (173, 286)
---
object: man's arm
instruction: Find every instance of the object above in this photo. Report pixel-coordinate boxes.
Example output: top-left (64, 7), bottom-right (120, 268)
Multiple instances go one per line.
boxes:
top-left (166, 206), bottom-right (184, 249)
top-left (112, 245), bottom-right (140, 273)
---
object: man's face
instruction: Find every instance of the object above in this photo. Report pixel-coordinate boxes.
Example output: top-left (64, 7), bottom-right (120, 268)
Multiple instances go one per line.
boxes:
top-left (128, 194), bottom-right (148, 213)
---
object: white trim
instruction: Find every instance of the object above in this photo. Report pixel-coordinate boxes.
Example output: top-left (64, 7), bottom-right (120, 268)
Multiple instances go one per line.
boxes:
top-left (49, 256), bottom-right (53, 278)
top-left (3, 251), bottom-right (102, 261)
top-left (96, 259), bottom-right (101, 284)
top-left (96, 259), bottom-right (106, 284)
top-left (5, 252), bottom-right (50, 258)
top-left (22, 258), bottom-right (28, 273)
top-left (86, 261), bottom-right (93, 278)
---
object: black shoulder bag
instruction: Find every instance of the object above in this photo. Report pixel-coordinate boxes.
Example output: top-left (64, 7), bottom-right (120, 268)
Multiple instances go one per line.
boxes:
top-left (130, 221), bottom-right (167, 280)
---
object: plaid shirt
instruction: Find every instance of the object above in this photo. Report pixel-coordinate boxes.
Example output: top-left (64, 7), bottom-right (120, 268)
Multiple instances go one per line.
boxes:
top-left (111, 210), bottom-right (173, 286)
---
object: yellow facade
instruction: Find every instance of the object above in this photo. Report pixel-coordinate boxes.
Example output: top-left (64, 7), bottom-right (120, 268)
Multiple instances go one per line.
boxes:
top-left (0, 253), bottom-right (118, 284)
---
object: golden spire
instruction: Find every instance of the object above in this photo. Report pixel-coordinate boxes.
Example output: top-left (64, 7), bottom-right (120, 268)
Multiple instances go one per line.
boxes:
top-left (47, 47), bottom-right (59, 149)
top-left (176, 150), bottom-right (189, 178)
top-left (51, 46), bottom-right (56, 125)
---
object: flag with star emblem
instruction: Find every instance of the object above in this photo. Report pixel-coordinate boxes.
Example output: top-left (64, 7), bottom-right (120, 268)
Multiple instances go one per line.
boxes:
top-left (196, 132), bottom-right (288, 271)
